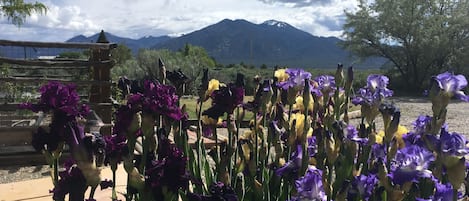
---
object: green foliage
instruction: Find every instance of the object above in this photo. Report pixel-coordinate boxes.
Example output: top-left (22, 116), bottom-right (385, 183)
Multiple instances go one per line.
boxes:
top-left (111, 45), bottom-right (218, 95)
top-left (111, 43), bottom-right (132, 66)
top-left (342, 0), bottom-right (469, 92)
top-left (110, 44), bottom-right (383, 97)
top-left (1, 0), bottom-right (47, 26)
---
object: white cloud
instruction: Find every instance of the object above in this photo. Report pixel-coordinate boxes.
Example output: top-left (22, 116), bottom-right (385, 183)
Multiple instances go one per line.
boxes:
top-left (0, 0), bottom-right (359, 41)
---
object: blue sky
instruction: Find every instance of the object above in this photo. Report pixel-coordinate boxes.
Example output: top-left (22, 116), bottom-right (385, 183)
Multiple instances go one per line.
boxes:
top-left (0, 0), bottom-right (359, 41)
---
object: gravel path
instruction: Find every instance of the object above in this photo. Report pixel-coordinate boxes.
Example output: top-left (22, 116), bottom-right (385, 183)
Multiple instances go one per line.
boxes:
top-left (354, 97), bottom-right (469, 135)
top-left (1, 97), bottom-right (468, 184)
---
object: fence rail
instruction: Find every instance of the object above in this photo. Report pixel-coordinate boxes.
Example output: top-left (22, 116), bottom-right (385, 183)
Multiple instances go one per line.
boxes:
top-left (0, 36), bottom-right (116, 165)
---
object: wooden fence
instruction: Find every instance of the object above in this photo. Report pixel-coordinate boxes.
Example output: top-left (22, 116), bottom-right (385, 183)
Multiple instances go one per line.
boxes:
top-left (0, 36), bottom-right (116, 165)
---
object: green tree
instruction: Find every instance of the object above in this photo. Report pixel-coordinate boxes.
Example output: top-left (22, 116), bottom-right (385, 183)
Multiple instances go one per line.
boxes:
top-left (1, 0), bottom-right (47, 26)
top-left (111, 43), bottom-right (133, 66)
top-left (342, 0), bottom-right (469, 91)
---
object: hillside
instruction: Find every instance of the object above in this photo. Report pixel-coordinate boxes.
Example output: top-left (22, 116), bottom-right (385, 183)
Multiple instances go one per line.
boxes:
top-left (67, 32), bottom-right (170, 54)
top-left (152, 19), bottom-right (384, 68)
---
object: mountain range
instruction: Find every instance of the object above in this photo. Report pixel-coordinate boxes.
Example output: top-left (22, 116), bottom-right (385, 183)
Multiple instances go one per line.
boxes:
top-left (66, 33), bottom-right (170, 53)
top-left (1, 19), bottom-right (384, 68)
top-left (154, 19), bottom-right (373, 68)
top-left (70, 19), bottom-right (385, 68)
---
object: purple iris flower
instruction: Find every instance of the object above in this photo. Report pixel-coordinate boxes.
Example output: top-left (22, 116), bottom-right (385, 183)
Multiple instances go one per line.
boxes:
top-left (276, 144), bottom-right (302, 177)
top-left (291, 166), bottom-right (327, 201)
top-left (352, 75), bottom-right (393, 106)
top-left (19, 81), bottom-right (89, 119)
top-left (346, 125), bottom-right (368, 145)
top-left (314, 75), bottom-right (336, 96)
top-left (112, 105), bottom-right (135, 136)
top-left (244, 79), bottom-right (271, 112)
top-left (347, 174), bottom-right (378, 201)
top-left (371, 143), bottom-right (387, 162)
top-left (402, 115), bottom-right (439, 148)
top-left (31, 127), bottom-right (60, 152)
top-left (307, 136), bottom-right (318, 157)
top-left (82, 132), bottom-right (106, 166)
top-left (127, 80), bottom-right (184, 121)
top-left (439, 128), bottom-right (469, 157)
top-left (146, 138), bottom-right (189, 200)
top-left (402, 131), bottom-right (439, 149)
top-left (100, 179), bottom-right (113, 190)
top-left (188, 182), bottom-right (238, 201)
top-left (278, 68), bottom-right (311, 90)
top-left (389, 145), bottom-right (435, 185)
top-left (104, 134), bottom-right (127, 165)
top-left (166, 69), bottom-right (190, 89)
top-left (433, 182), bottom-right (460, 201)
top-left (51, 158), bottom-right (87, 201)
top-left (433, 72), bottom-right (469, 101)
top-left (203, 74), bottom-right (245, 119)
top-left (412, 115), bottom-right (432, 134)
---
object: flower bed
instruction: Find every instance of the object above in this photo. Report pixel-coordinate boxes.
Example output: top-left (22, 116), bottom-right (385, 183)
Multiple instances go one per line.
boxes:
top-left (19, 66), bottom-right (469, 201)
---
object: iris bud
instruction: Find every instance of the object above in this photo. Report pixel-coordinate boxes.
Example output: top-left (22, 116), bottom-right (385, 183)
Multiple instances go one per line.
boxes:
top-left (128, 112), bottom-right (142, 140)
top-left (345, 66), bottom-right (353, 91)
top-left (158, 58), bottom-right (166, 83)
top-left (141, 113), bottom-right (156, 138)
top-left (198, 68), bottom-right (209, 100)
top-left (335, 63), bottom-right (344, 86)
top-left (128, 167), bottom-right (145, 190)
top-left (447, 158), bottom-right (466, 189)
top-left (385, 111), bottom-right (400, 143)
top-left (77, 161), bottom-right (101, 187)
top-left (303, 79), bottom-right (312, 107)
top-left (325, 133), bottom-right (339, 165)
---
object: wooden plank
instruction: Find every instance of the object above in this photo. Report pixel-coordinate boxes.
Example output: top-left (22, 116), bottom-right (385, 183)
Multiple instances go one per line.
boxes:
top-left (0, 39), bottom-right (117, 50)
top-left (0, 57), bottom-right (114, 67)
top-left (0, 152), bottom-right (48, 166)
top-left (0, 77), bottom-right (111, 86)
top-left (0, 126), bottom-right (34, 146)
top-left (11, 74), bottom-right (75, 78)
top-left (0, 102), bottom-right (113, 111)
top-left (9, 65), bottom-right (89, 70)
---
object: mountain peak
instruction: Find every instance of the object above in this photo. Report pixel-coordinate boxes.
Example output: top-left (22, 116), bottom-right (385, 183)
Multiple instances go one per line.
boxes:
top-left (261, 20), bottom-right (289, 28)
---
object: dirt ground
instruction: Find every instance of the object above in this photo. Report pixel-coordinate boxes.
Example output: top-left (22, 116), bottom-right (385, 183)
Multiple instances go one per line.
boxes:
top-left (1, 97), bottom-right (469, 184)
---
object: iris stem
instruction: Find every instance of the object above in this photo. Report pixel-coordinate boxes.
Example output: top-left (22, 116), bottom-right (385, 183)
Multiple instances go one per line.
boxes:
top-left (283, 103), bottom-right (294, 200)
top-left (126, 175), bottom-right (132, 201)
top-left (195, 100), bottom-right (204, 193)
top-left (214, 125), bottom-right (219, 179)
top-left (112, 168), bottom-right (117, 200)
top-left (232, 107), bottom-right (241, 186)
top-left (227, 114), bottom-right (233, 185)
top-left (53, 156), bottom-right (59, 187)
top-left (89, 186), bottom-right (97, 200)
top-left (453, 188), bottom-right (457, 201)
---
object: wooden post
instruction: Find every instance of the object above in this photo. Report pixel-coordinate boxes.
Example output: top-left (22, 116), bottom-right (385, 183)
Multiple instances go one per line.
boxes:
top-left (89, 30), bottom-right (113, 135)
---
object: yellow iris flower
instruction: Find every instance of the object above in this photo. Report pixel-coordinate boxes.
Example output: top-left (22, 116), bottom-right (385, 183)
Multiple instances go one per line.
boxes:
top-left (292, 95), bottom-right (314, 113)
top-left (376, 125), bottom-right (409, 148)
top-left (274, 68), bottom-right (289, 82)
top-left (201, 115), bottom-right (223, 126)
top-left (204, 79), bottom-right (224, 101)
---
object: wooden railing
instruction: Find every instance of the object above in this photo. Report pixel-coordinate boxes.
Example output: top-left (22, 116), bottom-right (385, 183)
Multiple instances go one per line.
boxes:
top-left (0, 38), bottom-right (116, 165)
